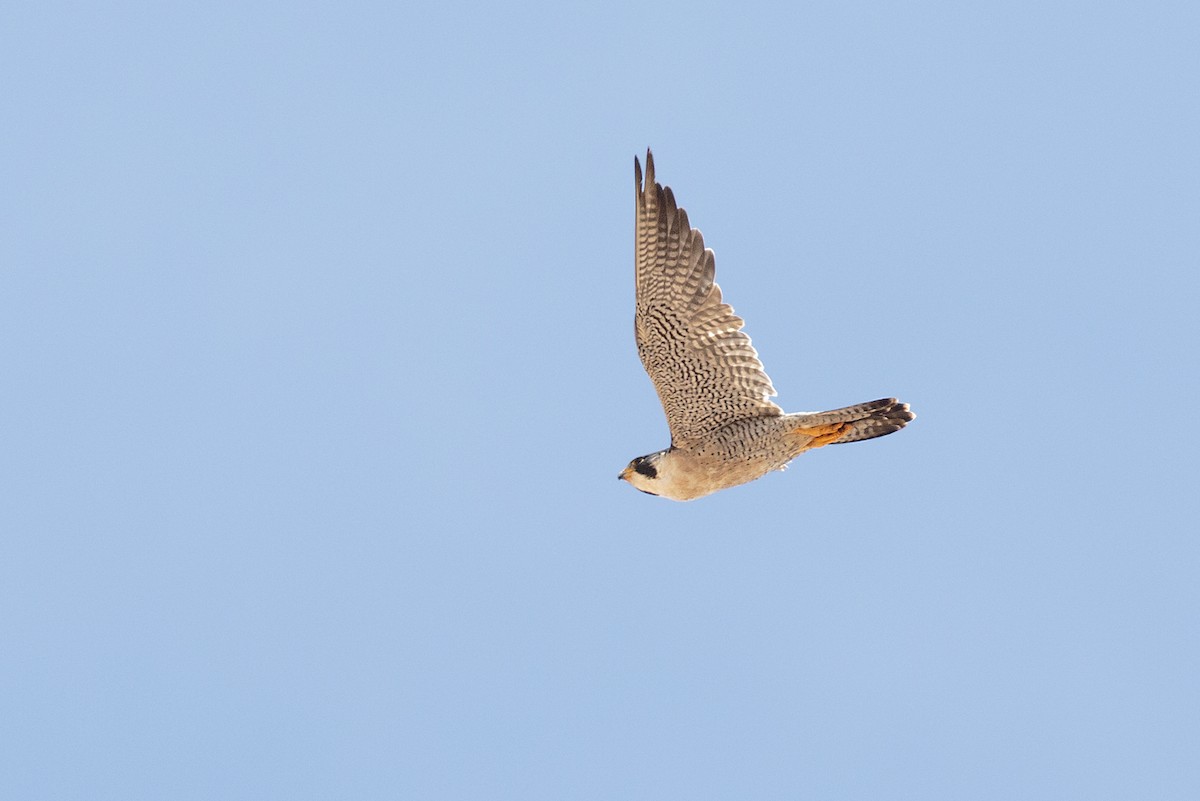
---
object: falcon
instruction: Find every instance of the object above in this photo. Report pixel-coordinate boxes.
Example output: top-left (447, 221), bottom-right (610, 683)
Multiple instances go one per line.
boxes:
top-left (619, 150), bottom-right (914, 500)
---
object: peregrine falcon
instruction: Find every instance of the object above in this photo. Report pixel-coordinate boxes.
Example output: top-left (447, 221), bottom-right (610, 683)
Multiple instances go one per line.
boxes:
top-left (619, 150), bottom-right (914, 501)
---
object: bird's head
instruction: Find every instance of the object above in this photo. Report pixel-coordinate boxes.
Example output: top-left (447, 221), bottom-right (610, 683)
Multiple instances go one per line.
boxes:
top-left (618, 451), bottom-right (667, 496)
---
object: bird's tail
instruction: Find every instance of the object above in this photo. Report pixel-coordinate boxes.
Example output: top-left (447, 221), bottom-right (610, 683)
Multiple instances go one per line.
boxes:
top-left (788, 398), bottom-right (915, 446)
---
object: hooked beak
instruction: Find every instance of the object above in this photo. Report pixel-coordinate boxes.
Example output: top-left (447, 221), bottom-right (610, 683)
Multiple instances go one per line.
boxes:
top-left (618, 466), bottom-right (633, 481)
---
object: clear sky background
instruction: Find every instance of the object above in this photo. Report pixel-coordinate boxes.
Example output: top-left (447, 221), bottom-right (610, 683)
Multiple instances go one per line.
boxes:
top-left (3, 1), bottom-right (1198, 799)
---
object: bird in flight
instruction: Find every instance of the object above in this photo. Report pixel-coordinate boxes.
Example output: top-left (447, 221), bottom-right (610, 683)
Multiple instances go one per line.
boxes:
top-left (619, 150), bottom-right (914, 500)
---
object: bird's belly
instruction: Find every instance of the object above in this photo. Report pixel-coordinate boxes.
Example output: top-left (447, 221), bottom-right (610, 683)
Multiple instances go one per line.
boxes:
top-left (659, 452), bottom-right (785, 501)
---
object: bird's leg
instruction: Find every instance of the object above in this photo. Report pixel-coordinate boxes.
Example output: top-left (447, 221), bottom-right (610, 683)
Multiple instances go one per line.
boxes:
top-left (791, 422), bottom-right (850, 449)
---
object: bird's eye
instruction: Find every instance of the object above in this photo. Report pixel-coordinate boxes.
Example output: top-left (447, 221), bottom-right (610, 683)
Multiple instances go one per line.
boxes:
top-left (633, 460), bottom-right (657, 479)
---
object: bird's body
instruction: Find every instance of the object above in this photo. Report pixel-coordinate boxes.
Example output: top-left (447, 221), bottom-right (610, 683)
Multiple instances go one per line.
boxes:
top-left (619, 150), bottom-right (914, 501)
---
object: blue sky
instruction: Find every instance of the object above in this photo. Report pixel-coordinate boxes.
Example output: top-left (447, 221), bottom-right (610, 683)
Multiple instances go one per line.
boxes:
top-left (3, 1), bottom-right (1198, 798)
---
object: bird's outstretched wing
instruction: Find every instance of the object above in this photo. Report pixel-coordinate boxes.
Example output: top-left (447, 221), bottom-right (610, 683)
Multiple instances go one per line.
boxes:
top-left (634, 150), bottom-right (782, 447)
